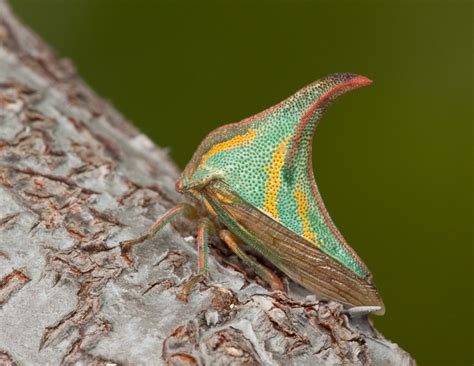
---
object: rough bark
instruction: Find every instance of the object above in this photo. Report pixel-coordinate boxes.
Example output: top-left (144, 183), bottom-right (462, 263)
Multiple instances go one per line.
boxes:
top-left (0, 2), bottom-right (415, 365)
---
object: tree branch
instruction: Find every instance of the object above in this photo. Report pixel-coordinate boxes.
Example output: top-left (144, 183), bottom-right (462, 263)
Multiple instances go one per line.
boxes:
top-left (0, 2), bottom-right (415, 365)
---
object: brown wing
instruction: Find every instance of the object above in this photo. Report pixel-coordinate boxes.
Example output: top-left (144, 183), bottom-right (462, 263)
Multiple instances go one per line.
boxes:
top-left (202, 182), bottom-right (385, 314)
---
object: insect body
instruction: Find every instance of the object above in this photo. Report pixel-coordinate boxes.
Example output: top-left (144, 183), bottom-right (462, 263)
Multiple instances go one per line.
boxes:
top-left (121, 73), bottom-right (385, 315)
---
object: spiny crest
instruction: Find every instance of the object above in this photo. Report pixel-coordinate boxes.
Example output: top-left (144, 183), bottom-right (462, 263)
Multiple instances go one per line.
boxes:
top-left (178, 73), bottom-right (373, 281)
top-left (180, 73), bottom-right (372, 191)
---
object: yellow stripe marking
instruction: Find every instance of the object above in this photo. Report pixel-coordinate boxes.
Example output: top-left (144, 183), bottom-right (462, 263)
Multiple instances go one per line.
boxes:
top-left (294, 187), bottom-right (318, 243)
top-left (199, 129), bottom-right (257, 169)
top-left (263, 137), bottom-right (290, 219)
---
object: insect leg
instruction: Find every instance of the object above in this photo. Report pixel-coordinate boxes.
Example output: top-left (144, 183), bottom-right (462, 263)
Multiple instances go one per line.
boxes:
top-left (219, 230), bottom-right (285, 292)
top-left (120, 202), bottom-right (197, 266)
top-left (176, 217), bottom-right (214, 302)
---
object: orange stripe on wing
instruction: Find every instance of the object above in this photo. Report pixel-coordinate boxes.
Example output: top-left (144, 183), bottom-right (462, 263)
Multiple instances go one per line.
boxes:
top-left (199, 129), bottom-right (257, 169)
top-left (263, 137), bottom-right (290, 220)
top-left (294, 187), bottom-right (319, 244)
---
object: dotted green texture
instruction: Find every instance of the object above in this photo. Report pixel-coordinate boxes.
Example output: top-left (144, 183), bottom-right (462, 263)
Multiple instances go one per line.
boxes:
top-left (182, 74), bottom-right (369, 278)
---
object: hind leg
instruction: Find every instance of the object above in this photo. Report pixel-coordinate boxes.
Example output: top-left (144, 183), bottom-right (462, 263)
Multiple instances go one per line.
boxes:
top-left (219, 230), bottom-right (284, 292)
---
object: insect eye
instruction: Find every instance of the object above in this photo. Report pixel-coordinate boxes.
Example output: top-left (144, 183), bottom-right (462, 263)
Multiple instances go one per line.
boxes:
top-left (175, 180), bottom-right (184, 193)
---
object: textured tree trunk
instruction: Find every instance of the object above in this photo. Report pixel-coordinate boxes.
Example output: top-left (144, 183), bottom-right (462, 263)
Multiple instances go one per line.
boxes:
top-left (0, 2), bottom-right (415, 365)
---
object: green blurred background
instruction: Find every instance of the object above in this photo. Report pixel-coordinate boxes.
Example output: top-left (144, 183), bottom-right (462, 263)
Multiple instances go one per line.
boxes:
top-left (9, 0), bottom-right (472, 364)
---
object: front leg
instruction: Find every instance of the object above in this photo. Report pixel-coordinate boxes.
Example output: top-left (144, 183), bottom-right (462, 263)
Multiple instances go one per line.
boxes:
top-left (120, 202), bottom-right (196, 266)
top-left (176, 217), bottom-right (215, 302)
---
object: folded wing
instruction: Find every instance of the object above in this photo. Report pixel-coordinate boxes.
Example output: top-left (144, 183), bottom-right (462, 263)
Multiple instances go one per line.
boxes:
top-left (203, 181), bottom-right (385, 315)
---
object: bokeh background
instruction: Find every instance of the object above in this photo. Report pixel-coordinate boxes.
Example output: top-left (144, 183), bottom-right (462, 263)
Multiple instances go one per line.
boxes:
top-left (9, 1), bottom-right (472, 364)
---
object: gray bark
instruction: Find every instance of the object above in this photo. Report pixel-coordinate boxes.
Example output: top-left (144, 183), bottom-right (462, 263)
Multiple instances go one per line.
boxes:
top-left (0, 2), bottom-right (415, 365)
